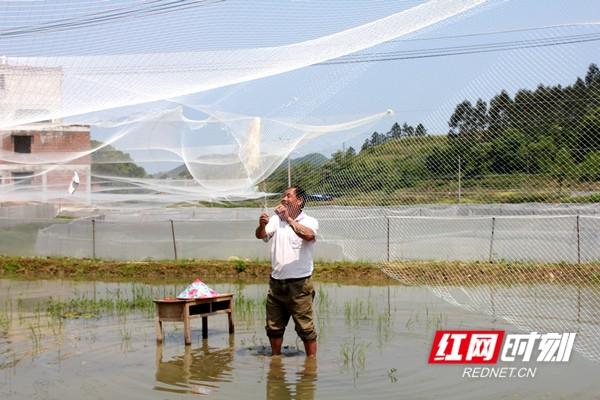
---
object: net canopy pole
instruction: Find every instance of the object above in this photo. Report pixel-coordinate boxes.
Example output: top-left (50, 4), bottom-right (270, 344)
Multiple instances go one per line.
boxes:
top-left (386, 216), bottom-right (390, 262)
top-left (170, 219), bottom-right (178, 261)
top-left (92, 219), bottom-right (96, 259)
top-left (489, 216), bottom-right (496, 262)
top-left (576, 215), bottom-right (581, 264)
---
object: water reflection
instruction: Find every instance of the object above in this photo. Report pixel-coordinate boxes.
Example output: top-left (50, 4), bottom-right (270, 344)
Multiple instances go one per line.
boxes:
top-left (267, 356), bottom-right (317, 400)
top-left (154, 338), bottom-right (234, 395)
top-left (2, 280), bottom-right (600, 400)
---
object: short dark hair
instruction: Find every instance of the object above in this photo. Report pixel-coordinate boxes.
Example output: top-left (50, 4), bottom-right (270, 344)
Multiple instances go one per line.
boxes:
top-left (289, 185), bottom-right (306, 209)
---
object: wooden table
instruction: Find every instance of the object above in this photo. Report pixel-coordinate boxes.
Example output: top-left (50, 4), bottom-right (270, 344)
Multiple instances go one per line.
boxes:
top-left (154, 293), bottom-right (234, 345)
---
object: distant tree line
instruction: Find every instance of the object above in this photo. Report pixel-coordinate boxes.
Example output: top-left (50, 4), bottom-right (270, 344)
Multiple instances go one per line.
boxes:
top-left (429, 63), bottom-right (600, 184)
top-left (266, 63), bottom-right (600, 195)
top-left (360, 122), bottom-right (427, 151)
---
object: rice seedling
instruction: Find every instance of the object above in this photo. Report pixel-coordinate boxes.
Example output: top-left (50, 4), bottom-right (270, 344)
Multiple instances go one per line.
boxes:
top-left (120, 325), bottom-right (133, 353)
top-left (0, 309), bottom-right (9, 333)
top-left (233, 288), bottom-right (266, 325)
top-left (424, 306), bottom-right (447, 331)
top-left (47, 316), bottom-right (64, 336)
top-left (0, 298), bottom-right (11, 333)
top-left (315, 313), bottom-right (328, 343)
top-left (404, 307), bottom-right (447, 332)
top-left (29, 324), bottom-right (42, 355)
top-left (343, 298), bottom-right (375, 327)
top-left (340, 336), bottom-right (370, 380)
top-left (120, 325), bottom-right (132, 342)
top-left (45, 289), bottom-right (156, 320)
top-left (376, 312), bottom-right (393, 347)
top-left (388, 368), bottom-right (398, 383)
top-left (315, 285), bottom-right (331, 314)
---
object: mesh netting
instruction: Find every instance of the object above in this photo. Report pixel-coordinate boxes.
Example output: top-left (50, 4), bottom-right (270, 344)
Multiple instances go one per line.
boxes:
top-left (1, 0), bottom-right (600, 361)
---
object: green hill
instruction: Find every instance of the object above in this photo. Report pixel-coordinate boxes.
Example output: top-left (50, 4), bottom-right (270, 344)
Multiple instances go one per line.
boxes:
top-left (91, 140), bottom-right (146, 178)
top-left (293, 152), bottom-right (329, 166)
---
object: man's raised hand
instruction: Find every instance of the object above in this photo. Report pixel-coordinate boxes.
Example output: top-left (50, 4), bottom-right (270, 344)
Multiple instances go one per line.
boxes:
top-left (274, 204), bottom-right (289, 220)
top-left (259, 212), bottom-right (269, 226)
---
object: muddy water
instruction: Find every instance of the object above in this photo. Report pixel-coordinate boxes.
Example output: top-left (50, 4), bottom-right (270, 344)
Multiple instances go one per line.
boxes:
top-left (1, 279), bottom-right (599, 399)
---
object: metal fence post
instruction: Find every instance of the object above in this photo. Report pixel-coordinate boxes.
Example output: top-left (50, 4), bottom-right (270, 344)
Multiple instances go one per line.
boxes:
top-left (488, 217), bottom-right (496, 262)
top-left (457, 155), bottom-right (462, 204)
top-left (386, 216), bottom-right (390, 262)
top-left (92, 219), bottom-right (96, 259)
top-left (170, 219), bottom-right (178, 260)
top-left (576, 215), bottom-right (581, 264)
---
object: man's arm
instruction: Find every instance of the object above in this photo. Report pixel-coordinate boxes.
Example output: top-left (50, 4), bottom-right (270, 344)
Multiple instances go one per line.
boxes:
top-left (255, 212), bottom-right (269, 239)
top-left (286, 217), bottom-right (315, 241)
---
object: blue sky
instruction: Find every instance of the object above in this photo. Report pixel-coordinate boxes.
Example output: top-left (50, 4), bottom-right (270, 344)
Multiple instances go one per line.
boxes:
top-left (2, 0), bottom-right (599, 172)
top-left (173, 0), bottom-right (600, 157)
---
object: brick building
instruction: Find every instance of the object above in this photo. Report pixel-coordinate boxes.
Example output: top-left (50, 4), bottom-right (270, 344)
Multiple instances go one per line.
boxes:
top-left (0, 60), bottom-right (91, 202)
top-left (0, 124), bottom-right (91, 201)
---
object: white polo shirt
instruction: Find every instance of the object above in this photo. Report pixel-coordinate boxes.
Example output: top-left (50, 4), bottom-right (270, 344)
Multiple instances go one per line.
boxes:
top-left (263, 211), bottom-right (319, 280)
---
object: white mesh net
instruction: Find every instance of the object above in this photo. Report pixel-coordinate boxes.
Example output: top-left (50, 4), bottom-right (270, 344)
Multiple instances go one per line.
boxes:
top-left (2, 0), bottom-right (600, 362)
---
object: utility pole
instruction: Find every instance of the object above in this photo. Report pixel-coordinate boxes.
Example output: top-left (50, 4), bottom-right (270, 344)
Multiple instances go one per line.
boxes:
top-left (458, 155), bottom-right (462, 204)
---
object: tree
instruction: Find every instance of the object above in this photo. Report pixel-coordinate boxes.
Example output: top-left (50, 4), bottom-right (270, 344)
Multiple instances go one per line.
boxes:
top-left (448, 99), bottom-right (487, 139)
top-left (512, 89), bottom-right (536, 136)
top-left (389, 122), bottom-right (402, 139)
top-left (361, 138), bottom-right (370, 152)
top-left (370, 131), bottom-right (385, 146)
top-left (562, 78), bottom-right (588, 150)
top-left (463, 143), bottom-right (493, 178)
top-left (488, 90), bottom-right (512, 140)
top-left (524, 136), bottom-right (557, 174)
top-left (585, 64), bottom-right (600, 117)
top-left (474, 99), bottom-right (488, 132)
top-left (402, 123), bottom-right (415, 137)
top-left (489, 129), bottom-right (526, 174)
top-left (425, 145), bottom-right (457, 176)
top-left (415, 123), bottom-right (427, 136)
top-left (577, 106), bottom-right (600, 160)
top-left (550, 147), bottom-right (578, 190)
top-left (580, 151), bottom-right (600, 182)
top-left (449, 100), bottom-right (472, 136)
top-left (289, 161), bottom-right (321, 193)
top-left (585, 63), bottom-right (600, 86)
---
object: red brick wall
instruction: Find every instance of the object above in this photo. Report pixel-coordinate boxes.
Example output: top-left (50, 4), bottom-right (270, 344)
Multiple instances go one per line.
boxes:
top-left (1, 135), bottom-right (12, 153)
top-left (0, 129), bottom-right (90, 164)
top-left (46, 169), bottom-right (90, 189)
top-left (1, 126), bottom-right (91, 189)
top-left (2, 169), bottom-right (89, 188)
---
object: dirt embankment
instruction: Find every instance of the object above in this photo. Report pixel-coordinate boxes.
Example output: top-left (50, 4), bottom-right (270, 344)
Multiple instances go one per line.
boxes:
top-left (2, 256), bottom-right (600, 286)
top-left (0, 256), bottom-right (394, 284)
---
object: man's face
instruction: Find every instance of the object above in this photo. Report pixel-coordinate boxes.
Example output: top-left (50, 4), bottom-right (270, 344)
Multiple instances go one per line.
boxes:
top-left (281, 188), bottom-right (302, 213)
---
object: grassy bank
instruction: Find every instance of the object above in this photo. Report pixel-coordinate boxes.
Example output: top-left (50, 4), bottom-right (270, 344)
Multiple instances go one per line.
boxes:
top-left (0, 256), bottom-right (393, 284)
top-left (382, 261), bottom-right (600, 286)
top-left (2, 256), bottom-right (600, 286)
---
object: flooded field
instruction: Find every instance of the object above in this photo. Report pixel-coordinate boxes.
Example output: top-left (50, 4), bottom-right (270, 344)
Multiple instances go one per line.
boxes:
top-left (1, 279), bottom-right (599, 399)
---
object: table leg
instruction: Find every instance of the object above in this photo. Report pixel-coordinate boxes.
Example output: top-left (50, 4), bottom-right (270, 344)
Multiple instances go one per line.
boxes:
top-left (202, 316), bottom-right (208, 339)
top-left (228, 311), bottom-right (235, 335)
top-left (155, 342), bottom-right (163, 369)
top-left (155, 317), bottom-right (163, 343)
top-left (183, 304), bottom-right (192, 345)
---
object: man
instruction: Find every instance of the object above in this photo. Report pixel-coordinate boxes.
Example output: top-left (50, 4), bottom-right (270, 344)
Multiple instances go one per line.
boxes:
top-left (255, 186), bottom-right (319, 357)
